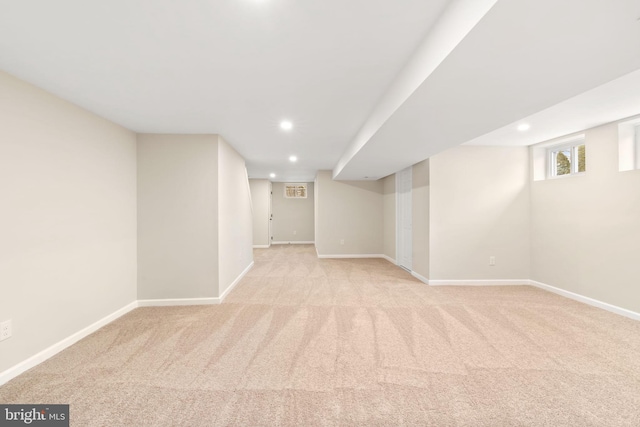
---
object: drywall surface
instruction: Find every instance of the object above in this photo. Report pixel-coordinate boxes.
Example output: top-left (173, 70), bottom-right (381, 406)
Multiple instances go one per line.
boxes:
top-left (382, 174), bottom-right (396, 261)
top-left (137, 134), bottom-right (218, 299)
top-left (217, 136), bottom-right (254, 296)
top-left (249, 179), bottom-right (271, 246)
top-left (531, 121), bottom-right (640, 313)
top-left (271, 182), bottom-right (315, 242)
top-left (315, 170), bottom-right (384, 255)
top-left (0, 71), bottom-right (137, 374)
top-left (429, 146), bottom-right (530, 280)
top-left (412, 159), bottom-right (430, 279)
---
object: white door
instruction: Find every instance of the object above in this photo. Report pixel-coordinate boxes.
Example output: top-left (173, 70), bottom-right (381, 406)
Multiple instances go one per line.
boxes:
top-left (269, 181), bottom-right (273, 245)
top-left (396, 167), bottom-right (412, 271)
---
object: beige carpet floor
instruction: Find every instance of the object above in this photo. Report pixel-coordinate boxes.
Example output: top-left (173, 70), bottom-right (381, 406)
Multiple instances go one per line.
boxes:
top-left (1, 244), bottom-right (640, 426)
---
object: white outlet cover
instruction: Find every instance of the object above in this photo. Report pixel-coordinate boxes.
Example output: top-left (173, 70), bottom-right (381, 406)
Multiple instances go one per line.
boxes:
top-left (0, 319), bottom-right (11, 341)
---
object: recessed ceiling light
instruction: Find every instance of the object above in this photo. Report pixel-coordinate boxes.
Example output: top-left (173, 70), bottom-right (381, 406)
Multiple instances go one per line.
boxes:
top-left (517, 123), bottom-right (530, 132)
top-left (269, 173), bottom-right (276, 178)
top-left (280, 120), bottom-right (293, 131)
top-left (289, 155), bottom-right (297, 162)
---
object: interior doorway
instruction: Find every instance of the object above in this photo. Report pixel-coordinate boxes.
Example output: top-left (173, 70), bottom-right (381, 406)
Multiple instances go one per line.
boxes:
top-left (270, 182), bottom-right (315, 244)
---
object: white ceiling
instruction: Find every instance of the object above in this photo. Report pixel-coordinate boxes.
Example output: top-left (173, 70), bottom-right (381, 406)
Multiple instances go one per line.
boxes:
top-left (0, 0), bottom-right (449, 182)
top-left (334, 0), bottom-right (640, 180)
top-left (464, 68), bottom-right (640, 148)
top-left (1, 0), bottom-right (639, 182)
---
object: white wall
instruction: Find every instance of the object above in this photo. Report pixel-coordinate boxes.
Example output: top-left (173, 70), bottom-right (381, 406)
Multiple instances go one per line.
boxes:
top-left (531, 121), bottom-right (640, 313)
top-left (217, 136), bottom-right (254, 297)
top-left (271, 182), bottom-right (314, 243)
top-left (137, 134), bottom-right (219, 299)
top-left (315, 170), bottom-right (384, 256)
top-left (429, 146), bottom-right (531, 280)
top-left (249, 179), bottom-right (271, 247)
top-left (0, 71), bottom-right (137, 374)
top-left (382, 174), bottom-right (396, 261)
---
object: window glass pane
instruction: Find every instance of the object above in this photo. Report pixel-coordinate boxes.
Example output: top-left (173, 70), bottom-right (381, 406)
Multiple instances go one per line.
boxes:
top-left (555, 148), bottom-right (572, 175)
top-left (577, 144), bottom-right (586, 172)
top-left (284, 183), bottom-right (307, 198)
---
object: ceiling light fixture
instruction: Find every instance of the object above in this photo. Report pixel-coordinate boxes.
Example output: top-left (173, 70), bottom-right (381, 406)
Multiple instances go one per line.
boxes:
top-left (269, 173), bottom-right (276, 178)
top-left (517, 123), bottom-right (531, 132)
top-left (280, 120), bottom-right (293, 131)
top-left (289, 155), bottom-right (297, 162)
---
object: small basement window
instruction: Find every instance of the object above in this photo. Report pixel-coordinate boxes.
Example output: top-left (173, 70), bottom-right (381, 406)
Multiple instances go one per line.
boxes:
top-left (284, 183), bottom-right (307, 198)
top-left (548, 138), bottom-right (586, 178)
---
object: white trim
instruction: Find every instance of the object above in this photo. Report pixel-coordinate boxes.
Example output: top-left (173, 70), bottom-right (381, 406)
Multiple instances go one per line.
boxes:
top-left (138, 261), bottom-right (255, 307)
top-left (396, 167), bottom-right (413, 271)
top-left (0, 301), bottom-right (138, 386)
top-left (253, 244), bottom-right (270, 249)
top-left (271, 241), bottom-right (315, 245)
top-left (4, 273), bottom-right (638, 387)
top-left (218, 261), bottom-right (254, 302)
top-left (618, 116), bottom-right (640, 171)
top-left (0, 261), bottom-right (258, 386)
top-left (411, 271), bottom-right (429, 284)
top-left (546, 135), bottom-right (586, 179)
top-left (317, 253), bottom-right (387, 259)
top-left (429, 279), bottom-right (530, 286)
top-left (529, 280), bottom-right (640, 321)
top-left (381, 255), bottom-right (397, 265)
top-left (137, 297), bottom-right (219, 307)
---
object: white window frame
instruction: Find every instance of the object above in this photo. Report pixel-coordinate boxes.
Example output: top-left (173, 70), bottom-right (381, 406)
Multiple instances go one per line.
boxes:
top-left (636, 124), bottom-right (640, 167)
top-left (618, 117), bottom-right (640, 171)
top-left (547, 137), bottom-right (586, 178)
top-left (284, 183), bottom-right (307, 198)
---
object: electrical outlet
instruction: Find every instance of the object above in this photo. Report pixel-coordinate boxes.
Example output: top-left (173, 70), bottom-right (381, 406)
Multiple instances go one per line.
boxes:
top-left (293, 230), bottom-right (297, 235)
top-left (340, 239), bottom-right (345, 245)
top-left (0, 319), bottom-right (11, 341)
top-left (489, 256), bottom-right (496, 266)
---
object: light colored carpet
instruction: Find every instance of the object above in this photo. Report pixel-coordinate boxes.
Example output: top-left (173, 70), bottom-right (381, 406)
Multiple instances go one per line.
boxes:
top-left (2, 244), bottom-right (640, 426)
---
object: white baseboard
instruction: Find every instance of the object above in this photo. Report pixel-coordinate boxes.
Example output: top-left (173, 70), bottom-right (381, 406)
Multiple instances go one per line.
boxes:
top-left (0, 261), bottom-right (258, 386)
top-left (529, 280), bottom-right (640, 321)
top-left (137, 297), bottom-right (219, 307)
top-left (381, 255), bottom-right (397, 265)
top-left (317, 253), bottom-right (387, 259)
top-left (4, 271), bottom-right (637, 388)
top-left (411, 271), bottom-right (429, 284)
top-left (429, 279), bottom-right (530, 286)
top-left (0, 301), bottom-right (138, 386)
top-left (253, 244), bottom-right (270, 249)
top-left (218, 261), bottom-right (254, 302)
top-left (422, 277), bottom-right (640, 321)
top-left (271, 241), bottom-right (315, 245)
top-left (139, 261), bottom-right (255, 307)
